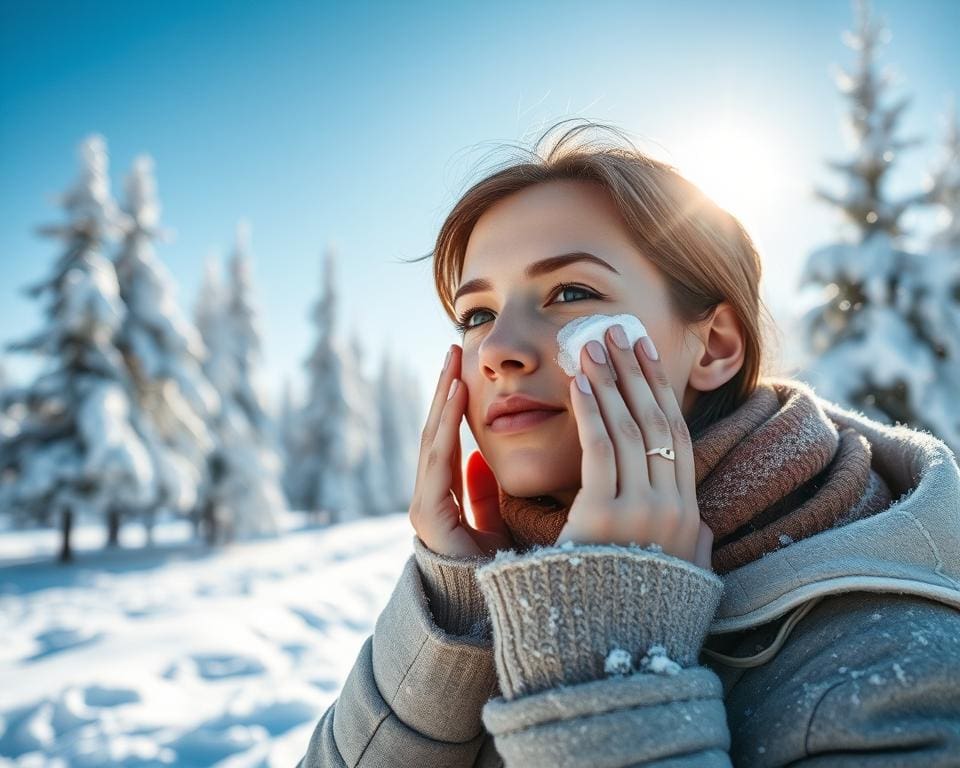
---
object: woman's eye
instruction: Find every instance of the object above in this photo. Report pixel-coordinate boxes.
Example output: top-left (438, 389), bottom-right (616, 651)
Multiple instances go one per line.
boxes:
top-left (454, 283), bottom-right (600, 333)
top-left (553, 284), bottom-right (595, 304)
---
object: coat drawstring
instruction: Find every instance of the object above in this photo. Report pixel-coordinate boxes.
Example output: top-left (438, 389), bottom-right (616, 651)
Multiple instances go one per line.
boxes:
top-left (701, 595), bottom-right (826, 668)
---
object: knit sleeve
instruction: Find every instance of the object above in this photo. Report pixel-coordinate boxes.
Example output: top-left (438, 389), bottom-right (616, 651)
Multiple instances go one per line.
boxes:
top-left (474, 541), bottom-right (733, 767)
top-left (295, 545), bottom-right (499, 767)
top-left (412, 534), bottom-right (493, 639)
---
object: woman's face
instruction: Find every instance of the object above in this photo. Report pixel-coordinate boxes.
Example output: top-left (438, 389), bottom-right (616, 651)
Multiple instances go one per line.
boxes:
top-left (455, 179), bottom-right (707, 507)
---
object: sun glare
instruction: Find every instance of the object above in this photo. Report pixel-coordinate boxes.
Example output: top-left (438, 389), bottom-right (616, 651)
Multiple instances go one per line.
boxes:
top-left (666, 118), bottom-right (789, 233)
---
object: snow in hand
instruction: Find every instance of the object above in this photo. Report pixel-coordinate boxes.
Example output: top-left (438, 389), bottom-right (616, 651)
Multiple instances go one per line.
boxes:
top-left (0, 512), bottom-right (414, 767)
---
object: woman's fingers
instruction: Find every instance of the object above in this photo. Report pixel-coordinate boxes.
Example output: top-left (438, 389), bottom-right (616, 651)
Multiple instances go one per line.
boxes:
top-left (450, 421), bottom-right (464, 513)
top-left (579, 338), bottom-right (648, 497)
top-left (624, 330), bottom-right (695, 510)
top-left (600, 329), bottom-right (678, 496)
top-left (563, 324), bottom-right (710, 566)
top-left (569, 366), bottom-right (617, 500)
top-left (416, 346), bottom-right (464, 516)
top-left (418, 345), bottom-right (459, 482)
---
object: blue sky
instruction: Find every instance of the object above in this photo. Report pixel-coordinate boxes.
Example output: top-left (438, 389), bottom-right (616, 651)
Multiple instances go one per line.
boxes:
top-left (1, 0), bottom-right (958, 418)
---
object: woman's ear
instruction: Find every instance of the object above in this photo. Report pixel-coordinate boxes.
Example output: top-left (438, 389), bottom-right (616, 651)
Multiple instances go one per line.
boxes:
top-left (688, 302), bottom-right (745, 393)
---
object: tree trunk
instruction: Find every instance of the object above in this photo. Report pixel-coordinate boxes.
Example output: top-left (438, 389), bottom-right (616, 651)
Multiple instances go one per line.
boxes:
top-left (59, 509), bottom-right (73, 563)
top-left (107, 509), bottom-right (120, 547)
top-left (203, 502), bottom-right (217, 546)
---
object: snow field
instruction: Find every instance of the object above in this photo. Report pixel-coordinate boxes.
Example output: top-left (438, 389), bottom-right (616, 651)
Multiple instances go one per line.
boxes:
top-left (0, 512), bottom-right (414, 767)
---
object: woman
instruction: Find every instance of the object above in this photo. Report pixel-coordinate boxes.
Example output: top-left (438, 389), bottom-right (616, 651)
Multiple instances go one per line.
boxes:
top-left (298, 120), bottom-right (960, 766)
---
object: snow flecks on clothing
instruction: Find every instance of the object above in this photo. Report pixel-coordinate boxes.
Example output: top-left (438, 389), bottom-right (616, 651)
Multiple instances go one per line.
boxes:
top-left (604, 643), bottom-right (683, 679)
top-left (604, 647), bottom-right (633, 676)
top-left (639, 644), bottom-right (681, 676)
top-left (892, 663), bottom-right (908, 683)
top-left (700, 413), bottom-right (832, 511)
top-left (778, 533), bottom-right (794, 547)
top-left (547, 607), bottom-right (560, 635)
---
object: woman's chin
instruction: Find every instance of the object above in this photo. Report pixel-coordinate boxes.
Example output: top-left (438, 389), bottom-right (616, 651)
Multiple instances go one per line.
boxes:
top-left (498, 472), bottom-right (567, 501)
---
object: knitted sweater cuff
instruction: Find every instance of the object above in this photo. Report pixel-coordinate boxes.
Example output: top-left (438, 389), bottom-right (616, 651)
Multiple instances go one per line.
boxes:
top-left (412, 534), bottom-right (493, 639)
top-left (474, 541), bottom-right (725, 701)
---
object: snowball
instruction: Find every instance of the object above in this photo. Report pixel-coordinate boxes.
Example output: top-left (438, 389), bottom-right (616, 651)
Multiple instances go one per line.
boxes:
top-left (556, 313), bottom-right (649, 376)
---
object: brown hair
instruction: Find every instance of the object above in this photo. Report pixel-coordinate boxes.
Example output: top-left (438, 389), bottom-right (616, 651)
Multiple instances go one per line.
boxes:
top-left (405, 118), bottom-right (783, 439)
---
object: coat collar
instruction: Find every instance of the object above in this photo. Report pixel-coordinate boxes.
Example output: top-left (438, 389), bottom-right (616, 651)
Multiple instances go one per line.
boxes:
top-left (709, 390), bottom-right (960, 634)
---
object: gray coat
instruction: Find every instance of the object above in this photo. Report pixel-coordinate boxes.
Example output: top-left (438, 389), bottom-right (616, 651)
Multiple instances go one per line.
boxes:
top-left (297, 395), bottom-right (960, 766)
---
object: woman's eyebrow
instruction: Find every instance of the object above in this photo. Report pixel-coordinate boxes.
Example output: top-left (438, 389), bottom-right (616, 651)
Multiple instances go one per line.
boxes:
top-left (453, 251), bottom-right (620, 304)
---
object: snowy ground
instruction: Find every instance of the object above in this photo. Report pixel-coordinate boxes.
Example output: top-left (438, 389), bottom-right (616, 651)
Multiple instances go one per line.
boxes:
top-left (0, 511), bottom-right (415, 767)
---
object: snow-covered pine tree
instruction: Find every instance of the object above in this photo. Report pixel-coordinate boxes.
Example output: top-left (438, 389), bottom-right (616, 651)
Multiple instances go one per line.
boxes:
top-left (345, 330), bottom-right (393, 516)
top-left (193, 257), bottom-right (232, 542)
top-left (911, 99), bottom-right (960, 452)
top-left (0, 135), bottom-right (155, 561)
top-left (0, 359), bottom-right (13, 438)
top-left (376, 347), bottom-right (421, 513)
top-left (225, 222), bottom-right (276, 443)
top-left (194, 224), bottom-right (284, 542)
top-left (796, 0), bottom-right (933, 433)
top-left (0, 359), bottom-right (21, 508)
top-left (285, 246), bottom-right (376, 522)
top-left (277, 375), bottom-right (298, 506)
top-left (926, 99), bottom-right (960, 252)
top-left (112, 154), bottom-right (220, 544)
top-left (285, 246), bottom-right (345, 521)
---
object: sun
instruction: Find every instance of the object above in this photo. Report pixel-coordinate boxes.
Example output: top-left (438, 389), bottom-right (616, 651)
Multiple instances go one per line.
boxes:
top-left (663, 117), bottom-right (790, 233)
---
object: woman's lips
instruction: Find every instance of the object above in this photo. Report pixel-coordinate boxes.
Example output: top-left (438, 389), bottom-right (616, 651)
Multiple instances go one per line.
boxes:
top-left (488, 409), bottom-right (564, 434)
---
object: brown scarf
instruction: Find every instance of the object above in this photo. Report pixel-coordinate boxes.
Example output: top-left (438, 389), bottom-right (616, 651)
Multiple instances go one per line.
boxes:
top-left (498, 376), bottom-right (895, 575)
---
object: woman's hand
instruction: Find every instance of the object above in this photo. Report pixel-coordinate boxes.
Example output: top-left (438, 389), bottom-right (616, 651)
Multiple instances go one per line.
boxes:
top-left (408, 344), bottom-right (516, 558)
top-left (555, 326), bottom-right (715, 572)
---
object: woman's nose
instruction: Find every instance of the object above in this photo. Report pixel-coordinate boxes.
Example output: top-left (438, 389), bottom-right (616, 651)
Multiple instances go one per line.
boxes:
top-left (478, 316), bottom-right (541, 378)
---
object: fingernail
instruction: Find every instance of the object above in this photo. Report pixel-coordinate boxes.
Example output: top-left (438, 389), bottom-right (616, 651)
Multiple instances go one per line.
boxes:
top-left (586, 340), bottom-right (607, 364)
top-left (575, 372), bottom-right (592, 395)
top-left (640, 335), bottom-right (659, 361)
top-left (443, 346), bottom-right (452, 370)
top-left (610, 324), bottom-right (630, 350)
top-left (447, 378), bottom-right (459, 400)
